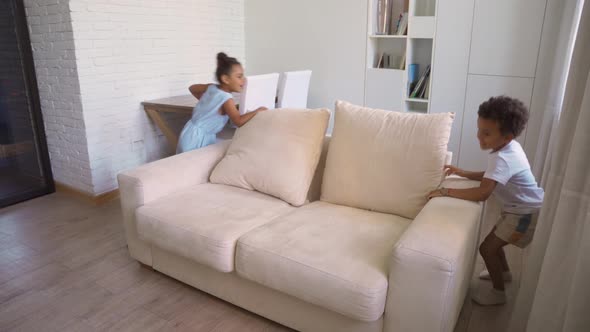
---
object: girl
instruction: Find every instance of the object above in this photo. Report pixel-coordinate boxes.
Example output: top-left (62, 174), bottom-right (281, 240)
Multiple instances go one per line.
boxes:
top-left (176, 52), bottom-right (266, 154)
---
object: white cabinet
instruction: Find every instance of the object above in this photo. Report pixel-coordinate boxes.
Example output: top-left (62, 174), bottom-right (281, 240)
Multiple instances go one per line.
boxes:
top-left (365, 68), bottom-right (405, 110)
top-left (431, 0), bottom-right (546, 168)
top-left (468, 0), bottom-right (546, 77)
top-left (408, 16), bottom-right (435, 38)
top-left (458, 75), bottom-right (534, 171)
top-left (428, 0), bottom-right (476, 164)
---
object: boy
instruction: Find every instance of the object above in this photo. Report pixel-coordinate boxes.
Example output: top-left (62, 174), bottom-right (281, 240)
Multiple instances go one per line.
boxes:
top-left (428, 96), bottom-right (544, 305)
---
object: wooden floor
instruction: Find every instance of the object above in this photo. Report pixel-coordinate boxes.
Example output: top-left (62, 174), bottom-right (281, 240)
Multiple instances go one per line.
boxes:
top-left (0, 192), bottom-right (521, 332)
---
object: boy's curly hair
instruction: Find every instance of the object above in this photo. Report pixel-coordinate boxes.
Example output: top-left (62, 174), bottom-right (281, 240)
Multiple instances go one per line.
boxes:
top-left (478, 96), bottom-right (529, 137)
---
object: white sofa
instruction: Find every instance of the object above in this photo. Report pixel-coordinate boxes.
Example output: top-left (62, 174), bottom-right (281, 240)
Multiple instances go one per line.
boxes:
top-left (118, 132), bottom-right (482, 332)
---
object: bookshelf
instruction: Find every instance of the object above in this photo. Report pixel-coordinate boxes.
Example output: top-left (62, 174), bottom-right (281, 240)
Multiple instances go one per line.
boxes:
top-left (364, 0), bottom-right (437, 113)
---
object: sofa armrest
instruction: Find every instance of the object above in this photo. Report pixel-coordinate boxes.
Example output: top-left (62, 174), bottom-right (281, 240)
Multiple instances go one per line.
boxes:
top-left (384, 195), bottom-right (483, 332)
top-left (118, 140), bottom-right (231, 203)
top-left (116, 140), bottom-right (230, 265)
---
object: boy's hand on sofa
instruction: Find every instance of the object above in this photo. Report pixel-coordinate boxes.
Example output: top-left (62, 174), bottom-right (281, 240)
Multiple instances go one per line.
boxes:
top-left (444, 164), bottom-right (464, 177)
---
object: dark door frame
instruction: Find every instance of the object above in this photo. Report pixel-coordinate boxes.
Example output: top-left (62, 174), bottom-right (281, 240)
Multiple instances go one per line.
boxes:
top-left (1, 0), bottom-right (55, 208)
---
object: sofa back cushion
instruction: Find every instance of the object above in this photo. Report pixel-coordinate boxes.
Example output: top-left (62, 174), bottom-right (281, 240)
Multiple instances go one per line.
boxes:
top-left (320, 101), bottom-right (454, 219)
top-left (210, 108), bottom-right (330, 206)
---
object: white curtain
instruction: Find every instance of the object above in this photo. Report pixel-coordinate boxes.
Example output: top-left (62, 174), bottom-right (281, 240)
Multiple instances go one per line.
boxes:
top-left (509, 0), bottom-right (590, 331)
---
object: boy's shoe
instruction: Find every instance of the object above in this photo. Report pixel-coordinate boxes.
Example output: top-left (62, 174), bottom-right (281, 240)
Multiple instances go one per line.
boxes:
top-left (479, 269), bottom-right (513, 282)
top-left (471, 285), bottom-right (507, 305)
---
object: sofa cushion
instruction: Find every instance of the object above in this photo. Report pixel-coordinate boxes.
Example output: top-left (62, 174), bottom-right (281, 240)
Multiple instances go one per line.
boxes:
top-left (136, 183), bottom-right (294, 273)
top-left (210, 108), bottom-right (330, 206)
top-left (321, 101), bottom-right (454, 219)
top-left (236, 201), bottom-right (411, 322)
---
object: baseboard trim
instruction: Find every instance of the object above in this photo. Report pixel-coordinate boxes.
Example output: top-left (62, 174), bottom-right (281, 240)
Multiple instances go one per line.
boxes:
top-left (54, 182), bottom-right (119, 205)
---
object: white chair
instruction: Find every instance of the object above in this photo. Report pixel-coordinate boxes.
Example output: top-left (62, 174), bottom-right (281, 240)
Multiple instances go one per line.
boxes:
top-left (276, 70), bottom-right (312, 109)
top-left (238, 73), bottom-right (280, 114)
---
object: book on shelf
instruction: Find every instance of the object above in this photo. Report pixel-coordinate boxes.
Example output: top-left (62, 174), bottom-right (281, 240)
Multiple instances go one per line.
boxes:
top-left (389, 0), bottom-right (406, 34)
top-left (410, 76), bottom-right (425, 98)
top-left (415, 76), bottom-right (430, 99)
top-left (377, 52), bottom-right (384, 68)
top-left (421, 77), bottom-right (431, 99)
top-left (410, 65), bottom-right (431, 98)
top-left (395, 12), bottom-right (408, 35)
top-left (411, 67), bottom-right (430, 98)
top-left (399, 53), bottom-right (406, 70)
top-left (376, 52), bottom-right (404, 69)
top-left (388, 0), bottom-right (409, 34)
top-left (393, 13), bottom-right (402, 35)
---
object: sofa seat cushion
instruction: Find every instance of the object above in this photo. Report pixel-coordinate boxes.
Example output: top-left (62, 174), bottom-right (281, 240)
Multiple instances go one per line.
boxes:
top-left (236, 201), bottom-right (411, 322)
top-left (136, 183), bottom-right (294, 273)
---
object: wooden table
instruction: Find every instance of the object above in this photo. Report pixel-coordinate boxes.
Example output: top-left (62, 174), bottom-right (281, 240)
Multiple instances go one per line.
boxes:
top-left (142, 95), bottom-right (235, 153)
top-left (142, 95), bottom-right (195, 152)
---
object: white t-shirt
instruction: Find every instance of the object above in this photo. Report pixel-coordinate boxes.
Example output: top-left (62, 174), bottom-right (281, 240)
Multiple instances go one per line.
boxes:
top-left (483, 140), bottom-right (544, 214)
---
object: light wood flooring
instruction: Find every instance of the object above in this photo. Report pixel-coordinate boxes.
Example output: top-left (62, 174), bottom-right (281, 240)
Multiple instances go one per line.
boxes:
top-left (0, 192), bottom-right (521, 331)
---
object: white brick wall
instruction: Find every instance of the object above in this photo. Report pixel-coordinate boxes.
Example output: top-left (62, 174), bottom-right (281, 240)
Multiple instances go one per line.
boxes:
top-left (26, 0), bottom-right (245, 195)
top-left (71, 0), bottom-right (245, 195)
top-left (24, 0), bottom-right (94, 194)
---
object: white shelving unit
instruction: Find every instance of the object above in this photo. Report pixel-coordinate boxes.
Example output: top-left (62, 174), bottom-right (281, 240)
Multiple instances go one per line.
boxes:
top-left (364, 0), bottom-right (437, 113)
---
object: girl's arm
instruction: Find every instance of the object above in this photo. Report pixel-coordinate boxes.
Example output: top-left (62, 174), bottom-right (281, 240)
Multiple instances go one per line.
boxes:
top-left (188, 84), bottom-right (211, 100)
top-left (428, 177), bottom-right (497, 202)
top-left (222, 99), bottom-right (266, 127)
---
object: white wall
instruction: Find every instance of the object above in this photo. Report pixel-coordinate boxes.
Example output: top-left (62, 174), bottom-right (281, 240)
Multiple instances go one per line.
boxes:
top-left (456, 0), bottom-right (547, 171)
top-left (245, 0), bottom-right (549, 171)
top-left (26, 0), bottom-right (245, 195)
top-left (244, 0), bottom-right (367, 113)
top-left (458, 75), bottom-right (534, 171)
top-left (24, 0), bottom-right (94, 193)
top-left (25, 0), bottom-right (245, 195)
top-left (429, 0), bottom-right (476, 165)
top-left (430, 0), bottom-right (548, 169)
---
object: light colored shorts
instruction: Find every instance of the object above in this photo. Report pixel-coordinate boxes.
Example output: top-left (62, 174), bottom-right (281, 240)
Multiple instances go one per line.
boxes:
top-left (494, 211), bottom-right (539, 248)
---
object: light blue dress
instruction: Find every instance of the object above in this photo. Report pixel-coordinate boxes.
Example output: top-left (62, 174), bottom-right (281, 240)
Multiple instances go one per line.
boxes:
top-left (176, 85), bottom-right (232, 154)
